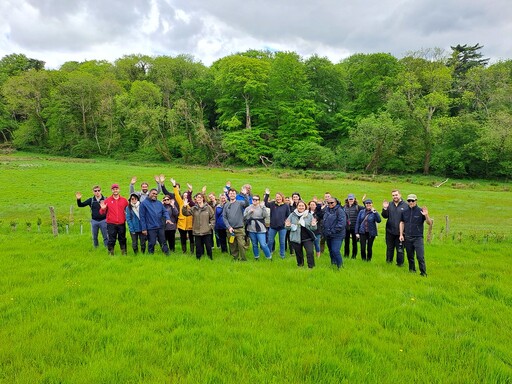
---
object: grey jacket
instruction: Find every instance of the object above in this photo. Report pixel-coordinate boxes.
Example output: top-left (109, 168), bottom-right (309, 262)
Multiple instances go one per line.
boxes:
top-left (285, 211), bottom-right (317, 243)
top-left (243, 204), bottom-right (269, 233)
top-left (222, 196), bottom-right (249, 229)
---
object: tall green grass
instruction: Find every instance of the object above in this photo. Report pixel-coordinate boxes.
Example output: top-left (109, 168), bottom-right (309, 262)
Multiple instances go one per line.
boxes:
top-left (1, 153), bottom-right (511, 383)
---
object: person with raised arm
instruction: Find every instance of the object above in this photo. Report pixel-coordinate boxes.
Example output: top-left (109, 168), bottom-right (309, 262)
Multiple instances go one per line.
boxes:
top-left (99, 184), bottom-right (129, 256)
top-left (222, 186), bottom-right (250, 261)
top-left (75, 185), bottom-right (108, 248)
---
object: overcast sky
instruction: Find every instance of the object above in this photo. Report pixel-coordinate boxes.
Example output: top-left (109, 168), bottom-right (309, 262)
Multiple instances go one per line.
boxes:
top-left (1, 0), bottom-right (510, 69)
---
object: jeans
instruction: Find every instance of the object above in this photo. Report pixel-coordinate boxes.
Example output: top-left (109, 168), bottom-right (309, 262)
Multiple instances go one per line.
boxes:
top-left (248, 231), bottom-right (272, 259)
top-left (147, 228), bottom-right (169, 255)
top-left (326, 236), bottom-right (344, 268)
top-left (91, 219), bottom-right (108, 248)
top-left (313, 233), bottom-right (321, 253)
top-left (405, 236), bottom-right (427, 275)
top-left (267, 227), bottom-right (287, 258)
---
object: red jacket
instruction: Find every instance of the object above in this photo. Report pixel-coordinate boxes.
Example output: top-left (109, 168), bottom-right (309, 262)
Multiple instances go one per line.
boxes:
top-left (100, 195), bottom-right (129, 224)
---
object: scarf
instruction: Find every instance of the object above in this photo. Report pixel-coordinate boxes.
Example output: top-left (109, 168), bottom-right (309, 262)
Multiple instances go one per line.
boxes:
top-left (293, 209), bottom-right (309, 227)
top-left (130, 201), bottom-right (140, 219)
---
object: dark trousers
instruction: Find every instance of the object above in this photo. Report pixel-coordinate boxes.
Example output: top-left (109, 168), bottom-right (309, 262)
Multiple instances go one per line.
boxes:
top-left (386, 232), bottom-right (404, 265)
top-left (359, 233), bottom-right (375, 261)
top-left (195, 234), bottom-right (213, 259)
top-left (291, 240), bottom-right (315, 268)
top-left (216, 228), bottom-right (228, 253)
top-left (107, 223), bottom-right (127, 253)
top-left (405, 236), bottom-right (427, 275)
top-left (130, 232), bottom-right (147, 254)
top-left (178, 228), bottom-right (194, 253)
top-left (165, 229), bottom-right (176, 252)
top-left (344, 228), bottom-right (358, 258)
top-left (147, 228), bottom-right (169, 255)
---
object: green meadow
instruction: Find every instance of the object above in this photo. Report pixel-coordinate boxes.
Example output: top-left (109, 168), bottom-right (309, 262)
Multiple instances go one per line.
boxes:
top-left (0, 153), bottom-right (511, 383)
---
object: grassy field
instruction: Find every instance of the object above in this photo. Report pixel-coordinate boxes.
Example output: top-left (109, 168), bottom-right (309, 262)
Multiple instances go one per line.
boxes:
top-left (0, 152), bottom-right (511, 383)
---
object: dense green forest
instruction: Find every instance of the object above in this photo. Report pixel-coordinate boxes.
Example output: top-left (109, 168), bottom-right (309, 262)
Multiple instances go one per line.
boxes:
top-left (1, 44), bottom-right (511, 179)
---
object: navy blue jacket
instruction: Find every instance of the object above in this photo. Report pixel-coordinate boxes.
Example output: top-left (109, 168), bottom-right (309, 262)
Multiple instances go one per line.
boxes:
top-left (400, 206), bottom-right (426, 237)
top-left (355, 209), bottom-right (382, 237)
top-left (321, 203), bottom-right (346, 239)
top-left (139, 198), bottom-right (170, 231)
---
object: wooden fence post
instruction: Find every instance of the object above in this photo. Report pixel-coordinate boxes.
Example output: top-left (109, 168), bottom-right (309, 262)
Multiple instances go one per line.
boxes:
top-left (445, 215), bottom-right (450, 237)
top-left (427, 218), bottom-right (433, 244)
top-left (49, 206), bottom-right (58, 237)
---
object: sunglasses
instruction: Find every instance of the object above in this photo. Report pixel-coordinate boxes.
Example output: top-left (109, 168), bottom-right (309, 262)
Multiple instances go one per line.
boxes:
top-left (253, 198), bottom-right (260, 201)
top-left (327, 202), bottom-right (336, 205)
top-left (365, 202), bottom-right (372, 205)
top-left (93, 190), bottom-right (101, 192)
top-left (407, 199), bottom-right (416, 202)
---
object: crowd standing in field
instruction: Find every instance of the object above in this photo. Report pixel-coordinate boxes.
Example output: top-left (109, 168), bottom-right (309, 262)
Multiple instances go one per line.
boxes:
top-left (75, 178), bottom-right (432, 276)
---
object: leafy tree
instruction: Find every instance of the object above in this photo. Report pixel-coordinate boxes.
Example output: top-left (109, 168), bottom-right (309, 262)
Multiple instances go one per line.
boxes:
top-left (0, 53), bottom-right (45, 83)
top-left (212, 54), bottom-right (270, 130)
top-left (2, 70), bottom-right (55, 147)
top-left (114, 54), bottom-right (153, 86)
top-left (304, 55), bottom-right (347, 143)
top-left (338, 53), bottom-right (400, 118)
top-left (392, 51), bottom-right (452, 174)
top-left (349, 112), bottom-right (404, 173)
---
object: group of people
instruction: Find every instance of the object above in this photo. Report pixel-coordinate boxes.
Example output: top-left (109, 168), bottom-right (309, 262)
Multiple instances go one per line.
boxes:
top-left (76, 178), bottom-right (432, 276)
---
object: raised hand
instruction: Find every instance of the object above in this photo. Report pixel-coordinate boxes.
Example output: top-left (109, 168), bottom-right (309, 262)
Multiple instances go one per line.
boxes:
top-left (159, 174), bottom-right (165, 183)
top-left (187, 183), bottom-right (193, 192)
top-left (265, 188), bottom-right (270, 195)
top-left (154, 175), bottom-right (160, 183)
top-left (170, 178), bottom-right (176, 187)
top-left (202, 185), bottom-right (207, 194)
top-left (100, 201), bottom-right (107, 210)
top-left (75, 192), bottom-right (82, 200)
top-left (382, 200), bottom-right (389, 209)
top-left (421, 206), bottom-right (429, 216)
top-left (241, 186), bottom-right (247, 194)
top-left (130, 176), bottom-right (137, 185)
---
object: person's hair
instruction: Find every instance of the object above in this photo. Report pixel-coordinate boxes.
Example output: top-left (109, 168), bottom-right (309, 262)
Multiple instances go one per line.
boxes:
top-left (129, 193), bottom-right (139, 201)
top-left (296, 200), bottom-right (307, 208)
top-left (292, 192), bottom-right (301, 198)
top-left (194, 192), bottom-right (205, 200)
top-left (149, 188), bottom-right (158, 193)
top-left (141, 182), bottom-right (149, 187)
top-left (252, 194), bottom-right (260, 200)
top-left (392, 189), bottom-right (400, 194)
top-left (275, 192), bottom-right (285, 201)
top-left (163, 194), bottom-right (172, 200)
top-left (228, 188), bottom-right (237, 193)
top-left (92, 185), bottom-right (101, 191)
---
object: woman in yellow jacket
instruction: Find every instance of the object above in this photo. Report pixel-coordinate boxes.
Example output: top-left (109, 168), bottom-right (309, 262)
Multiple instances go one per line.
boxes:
top-left (161, 176), bottom-right (194, 254)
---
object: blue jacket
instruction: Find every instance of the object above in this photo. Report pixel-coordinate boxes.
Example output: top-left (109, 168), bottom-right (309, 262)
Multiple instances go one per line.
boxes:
top-left (215, 204), bottom-right (227, 230)
top-left (355, 209), bottom-right (381, 237)
top-left (321, 203), bottom-right (346, 238)
top-left (139, 198), bottom-right (170, 231)
top-left (125, 206), bottom-right (143, 233)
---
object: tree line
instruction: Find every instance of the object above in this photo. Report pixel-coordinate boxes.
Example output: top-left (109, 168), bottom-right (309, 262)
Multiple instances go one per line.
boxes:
top-left (1, 44), bottom-right (511, 179)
